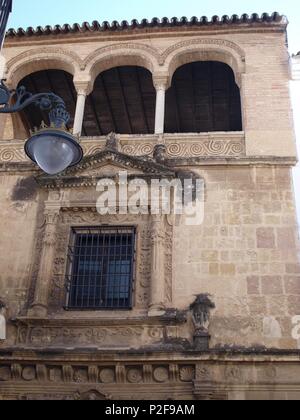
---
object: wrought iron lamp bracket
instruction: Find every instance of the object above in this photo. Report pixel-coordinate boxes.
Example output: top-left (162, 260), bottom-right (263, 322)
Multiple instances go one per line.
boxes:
top-left (0, 79), bottom-right (70, 127)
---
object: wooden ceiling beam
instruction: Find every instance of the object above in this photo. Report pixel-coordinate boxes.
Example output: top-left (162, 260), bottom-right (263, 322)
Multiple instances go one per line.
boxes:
top-left (115, 68), bottom-right (133, 135)
top-left (89, 93), bottom-right (103, 136)
top-left (173, 82), bottom-right (181, 133)
top-left (99, 75), bottom-right (117, 133)
top-left (190, 64), bottom-right (197, 132)
top-left (135, 67), bottom-right (150, 134)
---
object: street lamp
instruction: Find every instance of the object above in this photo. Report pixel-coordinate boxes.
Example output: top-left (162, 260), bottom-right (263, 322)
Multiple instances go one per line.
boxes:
top-left (0, 1), bottom-right (83, 175)
top-left (0, 80), bottom-right (83, 174)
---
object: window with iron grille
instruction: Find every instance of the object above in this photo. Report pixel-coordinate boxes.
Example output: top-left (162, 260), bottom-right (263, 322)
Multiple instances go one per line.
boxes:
top-left (66, 227), bottom-right (136, 310)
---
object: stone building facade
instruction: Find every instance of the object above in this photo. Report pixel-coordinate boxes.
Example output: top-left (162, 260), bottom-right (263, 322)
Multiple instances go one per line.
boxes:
top-left (0, 13), bottom-right (300, 400)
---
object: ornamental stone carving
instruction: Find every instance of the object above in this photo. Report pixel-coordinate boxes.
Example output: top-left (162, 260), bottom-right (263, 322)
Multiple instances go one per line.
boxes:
top-left (153, 367), bottom-right (169, 383)
top-left (127, 368), bottom-right (143, 384)
top-left (190, 294), bottom-right (215, 351)
top-left (22, 367), bottom-right (36, 382)
top-left (0, 134), bottom-right (245, 164)
top-left (99, 368), bottom-right (116, 384)
top-left (179, 366), bottom-right (196, 383)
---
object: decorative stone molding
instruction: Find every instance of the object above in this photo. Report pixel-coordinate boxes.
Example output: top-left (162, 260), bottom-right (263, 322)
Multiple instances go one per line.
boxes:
top-left (29, 206), bottom-right (61, 317)
top-left (161, 38), bottom-right (246, 64)
top-left (0, 145), bottom-right (26, 163)
top-left (190, 294), bottom-right (215, 351)
top-left (5, 47), bottom-right (84, 86)
top-left (0, 134), bottom-right (246, 164)
top-left (0, 361), bottom-right (196, 388)
top-left (162, 39), bottom-right (246, 87)
top-left (2, 355), bottom-right (300, 400)
top-left (84, 43), bottom-right (160, 87)
top-left (15, 315), bottom-right (187, 349)
top-left (120, 136), bottom-right (246, 158)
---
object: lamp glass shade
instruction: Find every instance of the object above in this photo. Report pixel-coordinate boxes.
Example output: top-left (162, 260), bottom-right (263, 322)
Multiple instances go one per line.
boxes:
top-left (25, 130), bottom-right (83, 175)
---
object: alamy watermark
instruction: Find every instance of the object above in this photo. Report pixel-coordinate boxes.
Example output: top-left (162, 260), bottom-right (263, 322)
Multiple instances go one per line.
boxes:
top-left (95, 171), bottom-right (205, 226)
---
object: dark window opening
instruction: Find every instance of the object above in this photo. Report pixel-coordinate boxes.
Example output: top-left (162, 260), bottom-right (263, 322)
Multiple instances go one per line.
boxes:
top-left (83, 66), bottom-right (156, 136)
top-left (165, 61), bottom-right (242, 133)
top-left (66, 227), bottom-right (136, 310)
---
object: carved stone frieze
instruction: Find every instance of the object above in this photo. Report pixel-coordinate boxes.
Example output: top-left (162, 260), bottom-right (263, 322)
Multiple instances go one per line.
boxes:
top-left (16, 324), bottom-right (177, 348)
top-left (122, 139), bottom-right (245, 158)
top-left (0, 362), bottom-right (197, 386)
top-left (0, 134), bottom-right (245, 164)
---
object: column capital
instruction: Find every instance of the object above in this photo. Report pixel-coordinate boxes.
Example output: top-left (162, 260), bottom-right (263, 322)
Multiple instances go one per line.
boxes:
top-left (152, 74), bottom-right (170, 91)
top-left (44, 209), bottom-right (60, 225)
top-left (73, 79), bottom-right (93, 96)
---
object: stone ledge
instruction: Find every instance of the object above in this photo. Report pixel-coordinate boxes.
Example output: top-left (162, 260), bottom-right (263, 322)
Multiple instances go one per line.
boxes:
top-left (0, 156), bottom-right (297, 174)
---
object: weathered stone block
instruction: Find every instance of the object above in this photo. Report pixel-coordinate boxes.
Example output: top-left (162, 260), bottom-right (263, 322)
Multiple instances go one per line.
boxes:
top-left (257, 228), bottom-right (275, 249)
top-left (247, 276), bottom-right (260, 295)
top-left (261, 276), bottom-right (283, 295)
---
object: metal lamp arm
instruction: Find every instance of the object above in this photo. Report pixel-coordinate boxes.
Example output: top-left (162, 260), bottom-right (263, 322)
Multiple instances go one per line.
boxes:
top-left (0, 79), bottom-right (70, 126)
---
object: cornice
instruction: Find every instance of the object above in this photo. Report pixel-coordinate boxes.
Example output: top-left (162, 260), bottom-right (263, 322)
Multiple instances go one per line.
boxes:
top-left (5, 13), bottom-right (287, 42)
top-left (4, 26), bottom-right (287, 49)
top-left (0, 155), bottom-right (296, 176)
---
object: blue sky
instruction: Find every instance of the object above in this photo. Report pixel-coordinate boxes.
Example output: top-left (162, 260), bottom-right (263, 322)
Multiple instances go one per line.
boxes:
top-left (7, 0), bottom-right (300, 53)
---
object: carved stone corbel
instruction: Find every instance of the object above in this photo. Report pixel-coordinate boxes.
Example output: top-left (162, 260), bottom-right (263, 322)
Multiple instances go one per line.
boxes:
top-left (190, 294), bottom-right (215, 351)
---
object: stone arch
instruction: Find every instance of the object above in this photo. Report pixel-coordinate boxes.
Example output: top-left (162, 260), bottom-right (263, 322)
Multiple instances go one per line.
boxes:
top-left (162, 39), bottom-right (246, 87)
top-left (84, 43), bottom-right (161, 88)
top-left (5, 47), bottom-right (84, 87)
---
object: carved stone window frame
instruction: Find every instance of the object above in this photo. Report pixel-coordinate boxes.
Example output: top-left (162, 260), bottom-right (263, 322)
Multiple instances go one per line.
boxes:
top-left (49, 207), bottom-right (153, 315)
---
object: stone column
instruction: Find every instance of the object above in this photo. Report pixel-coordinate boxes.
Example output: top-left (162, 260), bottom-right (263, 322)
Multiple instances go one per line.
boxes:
top-left (73, 80), bottom-right (92, 137)
top-left (148, 214), bottom-right (166, 316)
top-left (153, 76), bottom-right (169, 135)
top-left (29, 208), bottom-right (60, 317)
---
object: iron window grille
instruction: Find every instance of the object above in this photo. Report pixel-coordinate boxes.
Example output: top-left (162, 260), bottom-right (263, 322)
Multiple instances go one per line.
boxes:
top-left (65, 226), bottom-right (136, 310)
